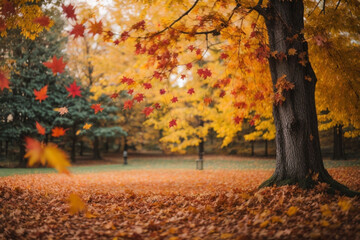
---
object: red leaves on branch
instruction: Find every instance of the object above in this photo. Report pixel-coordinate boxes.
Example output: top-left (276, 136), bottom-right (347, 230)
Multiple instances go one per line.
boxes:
top-left (234, 101), bottom-right (247, 109)
top-left (127, 89), bottom-right (134, 95)
top-left (197, 68), bottom-right (212, 79)
top-left (219, 90), bottom-right (226, 98)
top-left (110, 92), bottom-right (119, 99)
top-left (143, 106), bottom-right (154, 117)
top-left (36, 122), bottom-right (46, 135)
top-left (187, 88), bottom-right (195, 95)
top-left (120, 31), bottom-right (130, 41)
top-left (143, 82), bottom-right (152, 89)
top-left (0, 71), bottom-right (9, 91)
top-left (188, 45), bottom-right (195, 52)
top-left (62, 4), bottom-right (77, 20)
top-left (123, 100), bottom-right (133, 110)
top-left (65, 81), bottom-right (81, 98)
top-left (160, 89), bottom-right (166, 95)
top-left (234, 116), bottom-right (243, 124)
top-left (153, 71), bottom-right (163, 80)
top-left (43, 56), bottom-right (66, 75)
top-left (70, 23), bottom-right (85, 38)
top-left (89, 20), bottom-right (103, 36)
top-left (121, 76), bottom-right (135, 85)
top-left (134, 93), bottom-right (145, 103)
top-left (34, 85), bottom-right (48, 103)
top-left (169, 119), bottom-right (177, 128)
top-left (131, 20), bottom-right (145, 31)
top-left (171, 97), bottom-right (178, 103)
top-left (51, 127), bottom-right (67, 137)
top-left (204, 97), bottom-right (212, 105)
top-left (220, 53), bottom-right (229, 60)
top-left (186, 63), bottom-right (192, 70)
top-left (91, 104), bottom-right (104, 114)
top-left (154, 103), bottom-right (161, 109)
top-left (33, 16), bottom-right (51, 27)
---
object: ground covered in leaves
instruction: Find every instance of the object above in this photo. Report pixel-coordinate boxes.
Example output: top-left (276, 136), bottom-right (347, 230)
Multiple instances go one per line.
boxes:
top-left (0, 168), bottom-right (359, 239)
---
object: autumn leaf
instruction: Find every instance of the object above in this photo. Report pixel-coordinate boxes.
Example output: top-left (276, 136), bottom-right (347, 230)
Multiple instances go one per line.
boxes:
top-left (160, 89), bottom-right (166, 95)
top-left (123, 100), bottom-right (133, 110)
top-left (0, 71), bottom-right (10, 91)
top-left (143, 106), bottom-right (154, 117)
top-left (83, 123), bottom-right (92, 130)
top-left (34, 85), bottom-right (48, 103)
top-left (62, 4), bottom-right (77, 20)
top-left (91, 104), bottom-right (104, 114)
top-left (66, 81), bottom-right (81, 98)
top-left (288, 48), bottom-right (297, 56)
top-left (70, 23), bottom-right (85, 38)
top-left (36, 122), bottom-right (46, 135)
top-left (134, 93), bottom-right (145, 103)
top-left (110, 92), bottom-right (119, 99)
top-left (287, 206), bottom-right (298, 216)
top-left (220, 53), bottom-right (229, 60)
top-left (43, 56), bottom-right (66, 75)
top-left (143, 82), bottom-right (152, 89)
top-left (24, 137), bottom-right (70, 174)
top-left (55, 106), bottom-right (69, 115)
top-left (89, 20), bottom-right (103, 36)
top-left (171, 96), bottom-right (178, 103)
top-left (320, 204), bottom-right (332, 217)
top-left (204, 97), bottom-right (212, 105)
top-left (197, 68), bottom-right (212, 79)
top-left (51, 127), bottom-right (67, 137)
top-left (187, 88), bottom-right (195, 95)
top-left (338, 199), bottom-right (352, 212)
top-left (169, 119), bottom-right (177, 128)
top-left (68, 193), bottom-right (86, 215)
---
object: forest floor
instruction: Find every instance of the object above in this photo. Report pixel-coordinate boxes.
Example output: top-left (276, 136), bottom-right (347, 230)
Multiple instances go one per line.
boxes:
top-left (0, 156), bottom-right (359, 239)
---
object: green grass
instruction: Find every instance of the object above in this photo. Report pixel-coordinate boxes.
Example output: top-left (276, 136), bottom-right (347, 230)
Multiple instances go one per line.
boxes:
top-left (0, 158), bottom-right (359, 177)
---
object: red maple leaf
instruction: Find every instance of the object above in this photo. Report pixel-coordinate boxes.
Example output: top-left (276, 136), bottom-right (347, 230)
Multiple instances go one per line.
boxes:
top-left (153, 71), bottom-right (163, 80)
top-left (197, 68), bottom-right (212, 79)
top-left (234, 116), bottom-right (243, 125)
top-left (113, 39), bottom-right (120, 45)
top-left (121, 76), bottom-right (135, 85)
top-left (89, 20), bottom-right (103, 36)
top-left (196, 49), bottom-right (202, 55)
top-left (186, 63), bottom-right (192, 70)
top-left (43, 56), bottom-right (66, 75)
top-left (123, 100), bottom-right (133, 110)
top-left (91, 104), bottom-right (104, 114)
top-left (52, 127), bottom-right (67, 137)
top-left (0, 71), bottom-right (10, 91)
top-left (220, 78), bottom-right (231, 86)
top-left (127, 89), bottom-right (134, 95)
top-left (143, 82), bottom-right (152, 89)
top-left (65, 81), bottom-right (81, 98)
top-left (110, 92), bottom-right (119, 99)
top-left (34, 85), bottom-right (48, 103)
top-left (143, 106), bottom-right (154, 117)
top-left (33, 16), bottom-right (51, 27)
top-left (134, 93), bottom-right (145, 103)
top-left (169, 119), bottom-right (177, 128)
top-left (219, 90), bottom-right (226, 98)
top-left (220, 53), bottom-right (229, 60)
top-left (187, 88), bottom-right (195, 95)
top-left (131, 20), bottom-right (145, 31)
top-left (204, 97), bottom-right (212, 105)
top-left (62, 4), bottom-right (77, 20)
top-left (154, 103), bottom-right (161, 109)
top-left (1, 0), bottom-right (15, 17)
top-left (36, 122), bottom-right (46, 135)
top-left (160, 89), bottom-right (166, 95)
top-left (171, 97), bottom-right (178, 103)
top-left (188, 45), bottom-right (195, 52)
top-left (120, 31), bottom-right (130, 41)
top-left (70, 23), bottom-right (85, 38)
top-left (180, 74), bottom-right (186, 80)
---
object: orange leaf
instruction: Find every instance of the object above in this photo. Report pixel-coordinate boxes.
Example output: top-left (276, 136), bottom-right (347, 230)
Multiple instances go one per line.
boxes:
top-left (89, 20), bottom-right (103, 36)
top-left (68, 193), bottom-right (86, 214)
top-left (0, 71), bottom-right (10, 91)
top-left (51, 127), bottom-right (67, 137)
top-left (34, 85), bottom-right (48, 103)
top-left (36, 122), bottom-right (46, 135)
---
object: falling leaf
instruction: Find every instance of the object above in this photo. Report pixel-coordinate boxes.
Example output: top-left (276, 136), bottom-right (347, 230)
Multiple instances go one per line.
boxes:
top-left (83, 123), bottom-right (92, 130)
top-left (68, 193), bottom-right (86, 214)
top-left (0, 71), bottom-right (10, 91)
top-left (51, 127), bottom-right (67, 137)
top-left (66, 81), bottom-right (81, 98)
top-left (62, 4), bottom-right (77, 20)
top-left (34, 85), bottom-right (48, 103)
top-left (43, 56), bottom-right (66, 75)
top-left (56, 106), bottom-right (69, 115)
top-left (288, 48), bottom-right (297, 56)
top-left (36, 122), bottom-right (46, 135)
top-left (89, 20), bottom-right (103, 36)
top-left (70, 23), bottom-right (85, 38)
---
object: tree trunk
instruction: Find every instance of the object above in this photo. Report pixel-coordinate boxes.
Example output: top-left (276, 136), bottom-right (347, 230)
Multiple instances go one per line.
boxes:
top-left (260, 0), bottom-right (357, 196)
top-left (71, 125), bottom-right (77, 163)
top-left (333, 125), bottom-right (345, 160)
top-left (0, 140), bottom-right (2, 158)
top-left (18, 138), bottom-right (26, 167)
top-left (104, 138), bottom-right (109, 153)
top-left (93, 136), bottom-right (101, 160)
top-left (80, 141), bottom-right (84, 156)
top-left (251, 141), bottom-right (255, 156)
top-left (264, 140), bottom-right (268, 157)
top-left (123, 137), bottom-right (128, 165)
top-left (5, 141), bottom-right (8, 157)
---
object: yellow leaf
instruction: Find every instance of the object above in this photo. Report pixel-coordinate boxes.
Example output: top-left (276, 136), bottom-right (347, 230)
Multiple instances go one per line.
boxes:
top-left (220, 233), bottom-right (233, 239)
top-left (260, 220), bottom-right (269, 228)
top-left (76, 130), bottom-right (81, 135)
top-left (287, 206), bottom-right (298, 216)
top-left (320, 204), bottom-right (332, 217)
top-left (271, 216), bottom-right (283, 223)
top-left (338, 199), bottom-right (352, 212)
top-left (44, 143), bottom-right (71, 174)
top-left (68, 193), bottom-right (86, 215)
top-left (85, 212), bottom-right (97, 218)
top-left (83, 123), bottom-right (92, 130)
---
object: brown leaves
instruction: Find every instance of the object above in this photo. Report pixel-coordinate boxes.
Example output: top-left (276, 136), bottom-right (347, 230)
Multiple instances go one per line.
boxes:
top-left (0, 168), bottom-right (359, 239)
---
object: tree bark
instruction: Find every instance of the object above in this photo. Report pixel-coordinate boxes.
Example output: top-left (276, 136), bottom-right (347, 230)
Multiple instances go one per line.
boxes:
top-left (80, 141), bottom-right (84, 156)
top-left (93, 136), bottom-right (101, 160)
top-left (71, 125), bottom-right (77, 163)
top-left (333, 125), bottom-right (345, 160)
top-left (18, 138), bottom-right (26, 167)
top-left (259, 0), bottom-right (357, 196)
top-left (251, 141), bottom-right (255, 156)
top-left (264, 140), bottom-right (268, 157)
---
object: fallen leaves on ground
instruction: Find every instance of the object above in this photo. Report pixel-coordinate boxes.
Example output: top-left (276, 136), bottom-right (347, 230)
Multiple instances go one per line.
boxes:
top-left (0, 168), bottom-right (359, 239)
